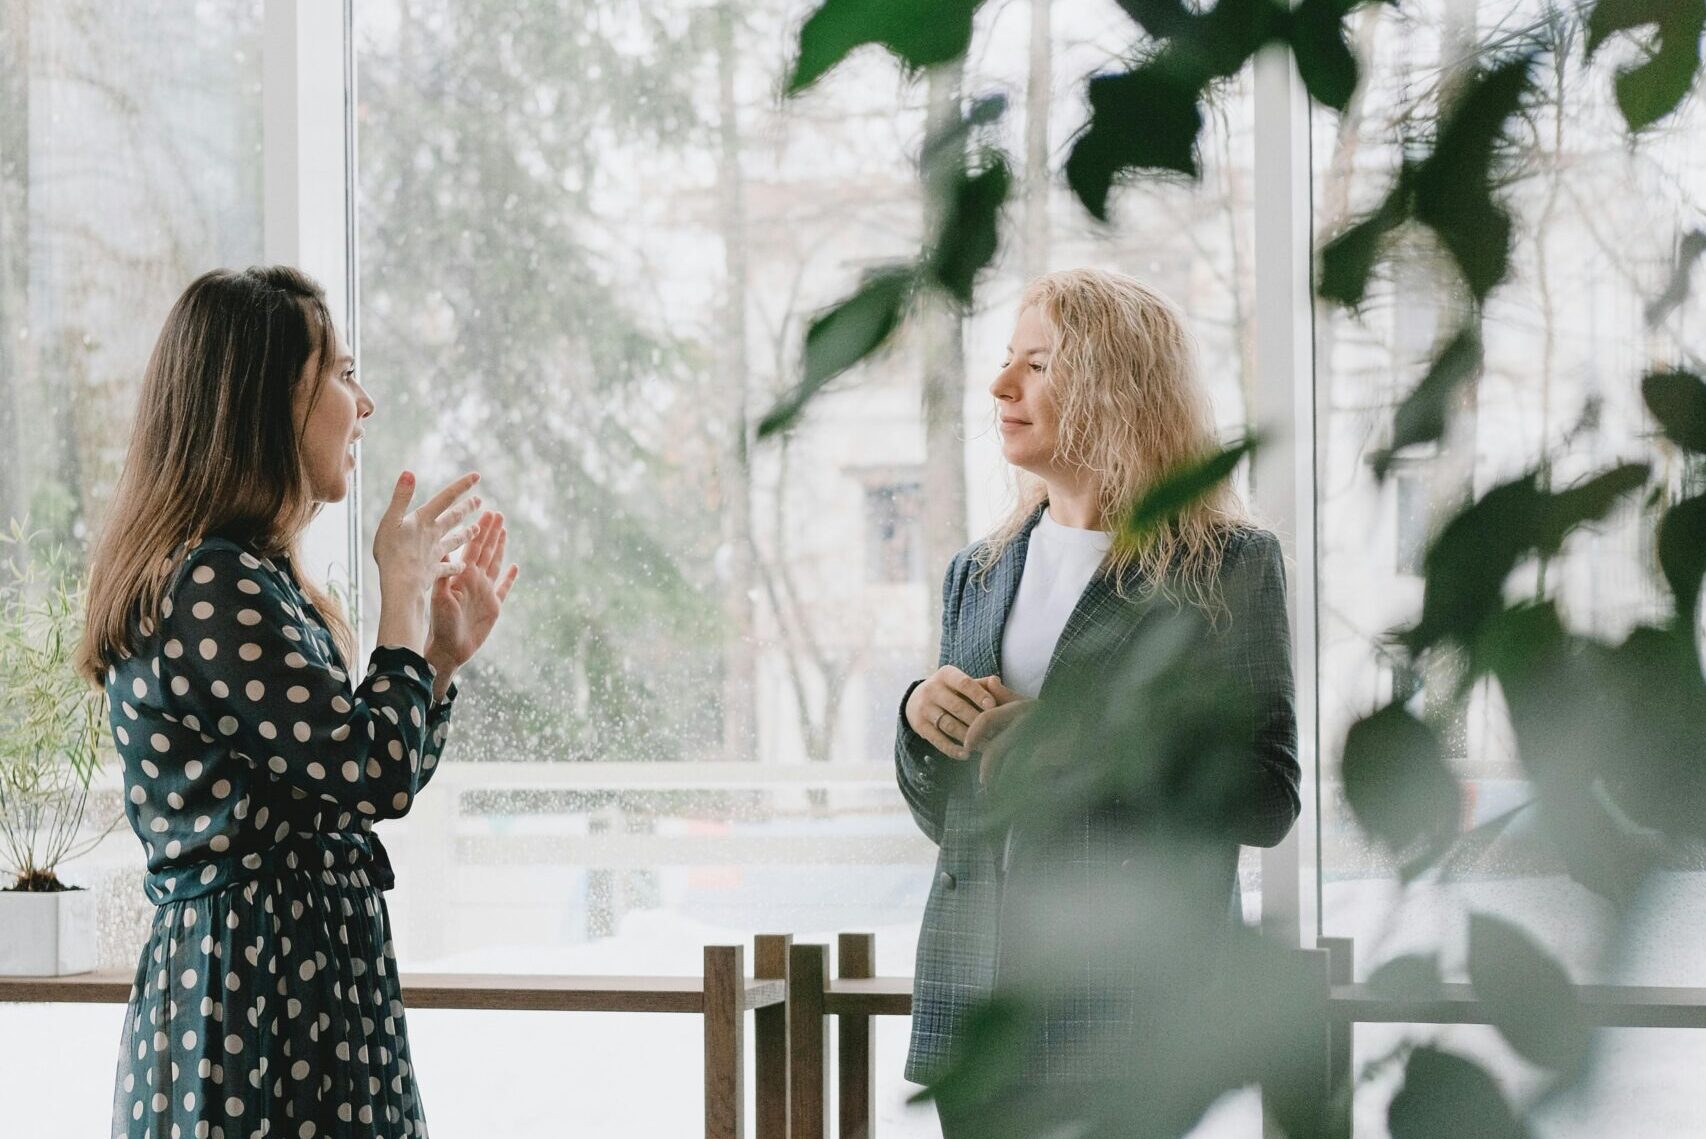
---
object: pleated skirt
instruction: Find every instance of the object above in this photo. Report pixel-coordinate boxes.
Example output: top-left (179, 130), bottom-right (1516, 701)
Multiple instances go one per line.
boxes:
top-left (112, 861), bottom-right (427, 1139)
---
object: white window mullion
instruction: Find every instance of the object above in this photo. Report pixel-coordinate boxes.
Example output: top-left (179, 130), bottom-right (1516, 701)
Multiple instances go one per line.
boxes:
top-left (262, 0), bottom-right (362, 652)
top-left (1251, 42), bottom-right (1320, 950)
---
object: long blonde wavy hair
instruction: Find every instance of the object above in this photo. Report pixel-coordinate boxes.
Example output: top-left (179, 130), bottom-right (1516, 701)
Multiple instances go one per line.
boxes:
top-left (77, 267), bottom-right (355, 682)
top-left (974, 268), bottom-right (1248, 612)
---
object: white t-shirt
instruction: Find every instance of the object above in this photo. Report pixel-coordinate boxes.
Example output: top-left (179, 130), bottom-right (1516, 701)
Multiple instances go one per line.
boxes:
top-left (999, 509), bottom-right (1114, 699)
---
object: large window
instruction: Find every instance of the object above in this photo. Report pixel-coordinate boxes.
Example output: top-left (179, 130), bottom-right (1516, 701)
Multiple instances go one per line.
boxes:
top-left (1312, 0), bottom-right (1706, 1130)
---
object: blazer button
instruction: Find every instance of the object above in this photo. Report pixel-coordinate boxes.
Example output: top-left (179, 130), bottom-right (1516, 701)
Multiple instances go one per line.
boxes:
top-left (938, 870), bottom-right (957, 890)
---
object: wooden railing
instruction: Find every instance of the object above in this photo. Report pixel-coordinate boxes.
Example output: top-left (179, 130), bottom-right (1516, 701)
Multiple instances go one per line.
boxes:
top-left (13, 931), bottom-right (1706, 1138)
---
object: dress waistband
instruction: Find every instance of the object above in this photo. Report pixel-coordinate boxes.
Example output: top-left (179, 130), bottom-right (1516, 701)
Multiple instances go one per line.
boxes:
top-left (143, 830), bottom-right (395, 906)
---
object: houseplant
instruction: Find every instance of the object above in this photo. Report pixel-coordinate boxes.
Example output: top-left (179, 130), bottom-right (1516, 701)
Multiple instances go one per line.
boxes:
top-left (0, 521), bottom-right (115, 976)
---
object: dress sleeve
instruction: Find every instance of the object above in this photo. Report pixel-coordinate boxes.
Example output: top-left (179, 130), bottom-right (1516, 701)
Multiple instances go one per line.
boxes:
top-left (159, 543), bottom-right (454, 820)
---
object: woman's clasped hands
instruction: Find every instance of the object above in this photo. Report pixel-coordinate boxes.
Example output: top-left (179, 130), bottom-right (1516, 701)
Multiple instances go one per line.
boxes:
top-left (904, 666), bottom-right (1035, 785)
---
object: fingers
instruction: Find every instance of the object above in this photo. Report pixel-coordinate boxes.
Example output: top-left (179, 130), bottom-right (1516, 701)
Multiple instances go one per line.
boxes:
top-left (934, 687), bottom-right (987, 730)
top-left (982, 676), bottom-right (1024, 705)
top-left (495, 563), bottom-right (519, 602)
top-left (382, 471), bottom-right (417, 522)
top-left (917, 719), bottom-right (968, 761)
top-left (484, 515), bottom-right (508, 578)
top-left (433, 492), bottom-right (484, 537)
top-left (962, 705), bottom-right (1006, 755)
top-left (948, 672), bottom-right (999, 716)
top-left (418, 471), bottom-right (481, 523)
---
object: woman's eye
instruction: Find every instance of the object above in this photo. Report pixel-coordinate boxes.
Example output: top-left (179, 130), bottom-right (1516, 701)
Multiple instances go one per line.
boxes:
top-left (1030, 362), bottom-right (1045, 373)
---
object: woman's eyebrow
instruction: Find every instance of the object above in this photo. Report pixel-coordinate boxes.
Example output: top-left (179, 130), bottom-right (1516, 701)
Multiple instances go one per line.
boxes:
top-left (333, 354), bottom-right (355, 371)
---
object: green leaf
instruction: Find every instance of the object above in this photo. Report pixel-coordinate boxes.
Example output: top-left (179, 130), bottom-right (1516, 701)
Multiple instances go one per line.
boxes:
top-left (1373, 324), bottom-right (1483, 479)
top-left (1121, 437), bottom-right (1258, 539)
top-left (1411, 54), bottom-right (1537, 302)
top-left (1318, 178), bottom-right (1410, 307)
top-left (1367, 953), bottom-right (1444, 998)
top-left (1065, 63), bottom-right (1206, 220)
top-left (1341, 703), bottom-right (1460, 870)
top-left (1646, 229), bottom-right (1706, 326)
top-left (1643, 369), bottom-right (1706, 453)
top-left (1389, 1047), bottom-right (1530, 1139)
top-left (1467, 912), bottom-right (1591, 1072)
top-left (1288, 0), bottom-right (1362, 110)
top-left (1659, 493), bottom-right (1706, 624)
top-left (925, 156), bottom-right (1012, 305)
top-left (757, 267), bottom-right (915, 438)
top-left (1586, 0), bottom-right (1706, 131)
top-left (907, 996), bottom-right (1031, 1113)
top-left (1537, 462), bottom-right (1651, 553)
top-left (787, 0), bottom-right (987, 93)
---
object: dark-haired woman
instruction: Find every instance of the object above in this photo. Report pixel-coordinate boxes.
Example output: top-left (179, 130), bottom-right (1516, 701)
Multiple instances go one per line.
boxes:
top-left (80, 266), bottom-right (518, 1138)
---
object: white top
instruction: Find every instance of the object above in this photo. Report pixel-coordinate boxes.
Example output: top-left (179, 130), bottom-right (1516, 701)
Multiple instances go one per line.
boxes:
top-left (999, 509), bottom-right (1114, 699)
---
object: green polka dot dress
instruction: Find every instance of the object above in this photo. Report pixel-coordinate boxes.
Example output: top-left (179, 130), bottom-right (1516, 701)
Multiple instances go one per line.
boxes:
top-left (105, 537), bottom-right (457, 1138)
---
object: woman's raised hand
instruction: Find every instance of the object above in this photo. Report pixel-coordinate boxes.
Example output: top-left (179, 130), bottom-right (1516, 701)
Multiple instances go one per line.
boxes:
top-left (425, 509), bottom-right (519, 690)
top-left (372, 470), bottom-right (483, 654)
top-left (905, 666), bottom-right (1009, 761)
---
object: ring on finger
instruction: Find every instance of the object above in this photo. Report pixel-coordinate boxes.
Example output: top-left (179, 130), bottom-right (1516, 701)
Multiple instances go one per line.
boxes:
top-left (934, 710), bottom-right (959, 738)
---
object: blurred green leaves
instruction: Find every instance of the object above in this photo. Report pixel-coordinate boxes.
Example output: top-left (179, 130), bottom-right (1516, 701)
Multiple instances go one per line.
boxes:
top-left (1373, 324), bottom-right (1484, 479)
top-left (1389, 1047), bottom-right (1530, 1139)
top-left (1122, 436), bottom-right (1259, 540)
top-left (1321, 54), bottom-right (1537, 306)
top-left (757, 267), bottom-right (915, 438)
top-left (1643, 369), bottom-right (1706, 453)
top-left (1467, 912), bottom-right (1591, 1073)
top-left (1586, 0), bottom-right (1706, 132)
top-left (1342, 703), bottom-right (1460, 878)
top-left (1404, 463), bottom-right (1649, 653)
top-left (787, 0), bottom-right (987, 93)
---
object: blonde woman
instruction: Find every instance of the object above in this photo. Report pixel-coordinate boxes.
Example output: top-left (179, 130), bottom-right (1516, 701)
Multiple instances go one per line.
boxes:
top-left (79, 266), bottom-right (517, 1137)
top-left (896, 269), bottom-right (1300, 1132)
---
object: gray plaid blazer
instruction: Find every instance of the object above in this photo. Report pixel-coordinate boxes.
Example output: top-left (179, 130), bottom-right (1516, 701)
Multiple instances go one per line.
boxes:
top-left (897, 508), bottom-right (1301, 1083)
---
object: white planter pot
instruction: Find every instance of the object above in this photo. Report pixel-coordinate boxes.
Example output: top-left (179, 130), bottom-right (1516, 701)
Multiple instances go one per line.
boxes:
top-left (0, 887), bottom-right (98, 976)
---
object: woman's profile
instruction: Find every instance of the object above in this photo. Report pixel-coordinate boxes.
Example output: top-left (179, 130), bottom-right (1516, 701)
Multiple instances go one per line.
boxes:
top-left (78, 265), bottom-right (518, 1137)
top-left (896, 268), bottom-right (1301, 1134)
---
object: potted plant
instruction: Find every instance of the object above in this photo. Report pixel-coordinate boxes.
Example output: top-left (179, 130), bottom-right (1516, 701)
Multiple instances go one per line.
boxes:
top-left (0, 522), bottom-right (116, 976)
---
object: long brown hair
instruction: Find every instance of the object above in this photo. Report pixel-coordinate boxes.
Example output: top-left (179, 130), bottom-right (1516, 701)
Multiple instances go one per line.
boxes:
top-left (77, 266), bottom-right (354, 682)
top-left (975, 268), bottom-right (1249, 612)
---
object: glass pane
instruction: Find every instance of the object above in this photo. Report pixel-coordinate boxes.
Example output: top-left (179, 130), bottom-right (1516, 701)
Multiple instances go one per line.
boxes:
top-left (0, 4), bottom-right (265, 1137)
top-left (1310, 0), bottom-right (1706, 1004)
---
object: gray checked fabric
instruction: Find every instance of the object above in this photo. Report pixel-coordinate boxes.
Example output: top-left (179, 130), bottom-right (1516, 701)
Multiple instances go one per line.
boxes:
top-left (896, 506), bottom-right (1301, 1084)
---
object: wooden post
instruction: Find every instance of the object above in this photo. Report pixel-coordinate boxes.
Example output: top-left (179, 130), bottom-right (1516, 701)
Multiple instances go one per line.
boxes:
top-left (704, 944), bottom-right (745, 1139)
top-left (789, 942), bottom-right (829, 1139)
top-left (755, 934), bottom-right (794, 1139)
top-left (837, 933), bottom-right (875, 1139)
top-left (1320, 936), bottom-right (1355, 1139)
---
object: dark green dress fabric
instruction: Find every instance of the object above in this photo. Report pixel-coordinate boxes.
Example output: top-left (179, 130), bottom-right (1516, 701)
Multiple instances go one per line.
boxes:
top-left (105, 537), bottom-right (456, 1138)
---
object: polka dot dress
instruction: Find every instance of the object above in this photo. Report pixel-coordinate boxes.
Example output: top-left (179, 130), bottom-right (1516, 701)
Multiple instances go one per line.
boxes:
top-left (105, 537), bottom-right (456, 1138)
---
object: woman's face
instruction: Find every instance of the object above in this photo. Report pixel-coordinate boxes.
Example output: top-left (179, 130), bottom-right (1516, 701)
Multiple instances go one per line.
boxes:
top-left (991, 304), bottom-right (1061, 478)
top-left (295, 331), bottom-right (373, 504)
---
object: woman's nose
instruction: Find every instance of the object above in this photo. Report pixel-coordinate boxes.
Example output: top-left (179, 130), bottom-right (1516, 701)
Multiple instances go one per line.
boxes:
top-left (990, 363), bottom-right (1017, 401)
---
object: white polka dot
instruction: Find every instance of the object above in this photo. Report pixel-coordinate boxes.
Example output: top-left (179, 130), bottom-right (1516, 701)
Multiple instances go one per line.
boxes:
top-left (193, 815), bottom-right (211, 832)
top-left (141, 759), bottom-right (160, 779)
top-left (245, 680), bottom-right (265, 701)
top-left (132, 678), bottom-right (147, 699)
top-left (392, 792), bottom-right (409, 811)
top-left (294, 723), bottom-right (311, 743)
top-left (282, 626), bottom-right (302, 641)
top-left (287, 686), bottom-right (310, 704)
top-left (122, 702), bottom-right (138, 720)
top-left (226, 1096), bottom-right (244, 1115)
top-left (199, 639), bottom-right (218, 660)
top-left (372, 679), bottom-right (391, 693)
top-left (192, 565), bottom-right (215, 584)
top-left (238, 552), bottom-right (260, 569)
top-left (150, 817), bottom-right (169, 833)
top-left (212, 779), bottom-right (231, 798)
top-left (181, 969), bottom-right (197, 988)
top-left (165, 840), bottom-right (181, 858)
top-left (129, 786), bottom-right (145, 805)
top-left (268, 757), bottom-right (287, 774)
top-left (258, 721), bottom-right (277, 739)
top-left (185, 760), bottom-right (203, 780)
top-left (171, 676), bottom-right (190, 696)
top-left (210, 834), bottom-right (230, 853)
top-left (237, 578), bottom-right (261, 595)
top-left (164, 639), bottom-right (184, 659)
top-left (192, 601), bottom-right (214, 620)
top-left (116, 726), bottom-right (130, 746)
top-left (356, 800), bottom-right (375, 814)
top-left (285, 652), bottom-right (307, 669)
top-left (153, 1093), bottom-right (167, 1111)
top-left (330, 724), bottom-right (350, 742)
top-left (167, 792), bottom-right (184, 809)
top-left (239, 643), bottom-right (262, 662)
top-left (342, 762), bottom-right (359, 782)
top-left (331, 695), bottom-right (351, 714)
top-left (299, 960), bottom-right (316, 981)
top-left (151, 733), bottom-right (171, 753)
top-left (305, 762), bottom-right (326, 780)
top-left (218, 716), bottom-right (238, 735)
top-left (210, 680), bottom-right (229, 699)
top-left (237, 609), bottom-right (261, 626)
